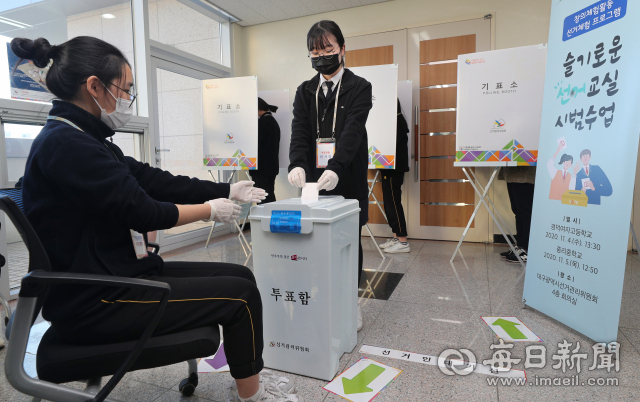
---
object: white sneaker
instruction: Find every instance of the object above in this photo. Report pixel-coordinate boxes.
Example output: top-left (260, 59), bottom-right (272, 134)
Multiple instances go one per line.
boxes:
top-left (229, 383), bottom-right (303, 402)
top-left (385, 241), bottom-right (410, 254)
top-left (357, 305), bottom-right (363, 332)
top-left (379, 238), bottom-right (399, 249)
top-left (230, 370), bottom-right (296, 398)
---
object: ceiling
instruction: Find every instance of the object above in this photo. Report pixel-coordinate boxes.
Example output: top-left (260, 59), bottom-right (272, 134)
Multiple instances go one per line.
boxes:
top-left (0, 0), bottom-right (129, 42)
top-left (207, 0), bottom-right (392, 26)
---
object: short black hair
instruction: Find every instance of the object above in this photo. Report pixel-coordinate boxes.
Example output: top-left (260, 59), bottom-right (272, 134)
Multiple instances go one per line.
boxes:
top-left (258, 97), bottom-right (278, 113)
top-left (559, 154), bottom-right (573, 164)
top-left (307, 20), bottom-right (344, 52)
top-left (580, 149), bottom-right (591, 158)
top-left (10, 36), bottom-right (130, 101)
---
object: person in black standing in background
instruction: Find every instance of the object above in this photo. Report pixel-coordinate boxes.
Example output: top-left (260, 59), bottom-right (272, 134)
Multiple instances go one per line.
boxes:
top-left (288, 20), bottom-right (372, 331)
top-left (378, 100), bottom-right (411, 254)
top-left (250, 98), bottom-right (280, 204)
top-left (498, 167), bottom-right (536, 263)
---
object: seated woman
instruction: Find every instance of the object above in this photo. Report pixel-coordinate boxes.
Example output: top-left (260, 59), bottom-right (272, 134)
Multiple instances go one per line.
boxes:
top-left (11, 36), bottom-right (302, 402)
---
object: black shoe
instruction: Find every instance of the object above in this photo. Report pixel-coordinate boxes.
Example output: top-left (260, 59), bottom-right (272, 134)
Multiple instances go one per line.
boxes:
top-left (507, 249), bottom-right (527, 263)
top-left (501, 246), bottom-right (518, 258)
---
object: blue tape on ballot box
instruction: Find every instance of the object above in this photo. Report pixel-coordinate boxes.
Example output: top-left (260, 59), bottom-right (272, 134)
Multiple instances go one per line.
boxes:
top-left (270, 210), bottom-right (302, 233)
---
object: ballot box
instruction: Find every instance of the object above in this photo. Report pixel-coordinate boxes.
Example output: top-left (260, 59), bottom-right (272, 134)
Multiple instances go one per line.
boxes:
top-left (249, 196), bottom-right (360, 381)
top-left (562, 190), bottom-right (588, 207)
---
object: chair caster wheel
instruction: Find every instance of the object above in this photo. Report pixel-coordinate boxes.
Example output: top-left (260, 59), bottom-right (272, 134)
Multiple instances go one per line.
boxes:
top-left (179, 373), bottom-right (198, 397)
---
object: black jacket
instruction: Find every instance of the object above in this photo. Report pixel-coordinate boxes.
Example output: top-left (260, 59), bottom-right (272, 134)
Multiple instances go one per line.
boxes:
top-left (252, 112), bottom-right (280, 177)
top-left (23, 100), bottom-right (230, 323)
top-left (289, 68), bottom-right (372, 201)
top-left (394, 99), bottom-right (410, 173)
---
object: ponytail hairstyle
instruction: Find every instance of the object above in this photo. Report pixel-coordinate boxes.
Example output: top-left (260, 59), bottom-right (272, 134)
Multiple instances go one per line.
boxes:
top-left (10, 36), bottom-right (130, 101)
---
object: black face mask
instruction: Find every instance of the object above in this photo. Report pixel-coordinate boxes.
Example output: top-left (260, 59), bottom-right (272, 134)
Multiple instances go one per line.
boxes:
top-left (311, 53), bottom-right (342, 75)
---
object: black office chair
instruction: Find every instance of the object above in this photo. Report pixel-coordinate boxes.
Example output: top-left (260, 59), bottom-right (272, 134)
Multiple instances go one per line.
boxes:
top-left (1, 195), bottom-right (220, 402)
top-left (0, 188), bottom-right (22, 332)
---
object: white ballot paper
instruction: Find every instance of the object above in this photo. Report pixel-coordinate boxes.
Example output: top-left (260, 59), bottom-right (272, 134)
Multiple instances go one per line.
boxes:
top-left (301, 182), bottom-right (319, 204)
top-left (557, 136), bottom-right (567, 151)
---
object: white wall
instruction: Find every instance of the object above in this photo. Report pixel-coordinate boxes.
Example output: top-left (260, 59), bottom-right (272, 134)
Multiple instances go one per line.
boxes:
top-left (234, 0), bottom-right (552, 88)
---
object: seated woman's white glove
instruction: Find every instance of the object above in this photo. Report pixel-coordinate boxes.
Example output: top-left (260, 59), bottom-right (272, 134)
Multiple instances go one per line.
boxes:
top-left (203, 198), bottom-right (242, 223)
top-left (317, 169), bottom-right (339, 191)
top-left (229, 180), bottom-right (267, 203)
top-left (288, 167), bottom-right (306, 188)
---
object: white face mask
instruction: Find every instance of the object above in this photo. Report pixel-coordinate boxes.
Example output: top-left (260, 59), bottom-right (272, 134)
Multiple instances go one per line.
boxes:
top-left (92, 83), bottom-right (133, 130)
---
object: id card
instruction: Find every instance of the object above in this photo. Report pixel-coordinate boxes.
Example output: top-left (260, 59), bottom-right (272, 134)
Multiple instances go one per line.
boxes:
top-left (130, 230), bottom-right (149, 259)
top-left (316, 142), bottom-right (335, 168)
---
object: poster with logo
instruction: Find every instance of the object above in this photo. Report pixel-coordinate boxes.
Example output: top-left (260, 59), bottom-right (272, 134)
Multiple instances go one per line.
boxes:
top-left (258, 89), bottom-right (291, 169)
top-left (6, 43), bottom-right (54, 103)
top-left (523, 0), bottom-right (639, 343)
top-left (455, 45), bottom-right (547, 166)
top-left (202, 76), bottom-right (258, 170)
top-left (349, 64), bottom-right (398, 169)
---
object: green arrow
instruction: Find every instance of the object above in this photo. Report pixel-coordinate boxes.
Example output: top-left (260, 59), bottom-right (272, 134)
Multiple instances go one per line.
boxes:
top-left (492, 318), bottom-right (527, 339)
top-left (342, 364), bottom-right (385, 394)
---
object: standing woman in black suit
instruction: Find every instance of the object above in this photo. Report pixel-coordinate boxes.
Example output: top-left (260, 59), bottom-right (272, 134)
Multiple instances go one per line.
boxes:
top-left (287, 20), bottom-right (372, 331)
top-left (250, 98), bottom-right (280, 204)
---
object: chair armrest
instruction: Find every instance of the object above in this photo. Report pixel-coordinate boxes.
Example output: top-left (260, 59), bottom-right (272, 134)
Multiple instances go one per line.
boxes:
top-left (19, 270), bottom-right (171, 402)
top-left (147, 241), bottom-right (160, 255)
top-left (19, 270), bottom-right (170, 297)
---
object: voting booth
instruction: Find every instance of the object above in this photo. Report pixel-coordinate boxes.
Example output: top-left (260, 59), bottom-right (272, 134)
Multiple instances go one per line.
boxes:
top-left (249, 196), bottom-right (360, 381)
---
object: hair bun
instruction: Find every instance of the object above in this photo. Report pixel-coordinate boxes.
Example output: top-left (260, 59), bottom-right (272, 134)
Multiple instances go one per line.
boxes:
top-left (10, 37), bottom-right (54, 68)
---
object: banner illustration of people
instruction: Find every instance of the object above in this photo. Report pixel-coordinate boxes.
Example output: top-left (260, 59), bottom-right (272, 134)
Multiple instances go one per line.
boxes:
top-left (546, 139), bottom-right (612, 205)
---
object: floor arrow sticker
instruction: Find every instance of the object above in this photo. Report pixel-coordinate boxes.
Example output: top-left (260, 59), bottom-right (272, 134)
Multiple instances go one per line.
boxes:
top-left (323, 357), bottom-right (402, 402)
top-left (481, 316), bottom-right (542, 342)
top-left (197, 342), bottom-right (230, 373)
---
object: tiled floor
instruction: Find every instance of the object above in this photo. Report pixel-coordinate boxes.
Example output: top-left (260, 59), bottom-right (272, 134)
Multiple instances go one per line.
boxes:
top-left (3, 234), bottom-right (640, 401)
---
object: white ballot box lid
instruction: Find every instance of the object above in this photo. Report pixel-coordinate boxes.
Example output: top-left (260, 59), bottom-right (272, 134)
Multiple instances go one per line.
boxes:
top-left (249, 196), bottom-right (360, 234)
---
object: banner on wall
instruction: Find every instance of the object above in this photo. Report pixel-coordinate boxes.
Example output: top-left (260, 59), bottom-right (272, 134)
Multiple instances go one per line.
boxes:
top-left (455, 45), bottom-right (547, 167)
top-left (397, 80), bottom-right (413, 168)
top-left (523, 0), bottom-right (639, 342)
top-left (349, 64), bottom-right (398, 169)
top-left (202, 76), bottom-right (258, 170)
top-left (6, 44), bottom-right (54, 103)
top-left (258, 89), bottom-right (291, 169)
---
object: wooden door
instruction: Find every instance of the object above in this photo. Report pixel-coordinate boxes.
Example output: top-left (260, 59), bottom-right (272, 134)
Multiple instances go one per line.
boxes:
top-left (345, 45), bottom-right (393, 225)
top-left (419, 35), bottom-right (476, 227)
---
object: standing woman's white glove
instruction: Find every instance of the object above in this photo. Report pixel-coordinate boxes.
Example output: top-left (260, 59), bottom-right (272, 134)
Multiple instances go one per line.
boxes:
top-left (317, 169), bottom-right (339, 191)
top-left (288, 167), bottom-right (306, 188)
top-left (203, 198), bottom-right (242, 223)
top-left (229, 181), bottom-right (267, 203)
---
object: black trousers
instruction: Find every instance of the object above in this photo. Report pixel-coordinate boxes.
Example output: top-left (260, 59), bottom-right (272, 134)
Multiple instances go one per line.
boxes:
top-left (250, 174), bottom-right (276, 204)
top-left (52, 262), bottom-right (264, 380)
top-left (380, 170), bottom-right (408, 237)
top-left (506, 183), bottom-right (535, 251)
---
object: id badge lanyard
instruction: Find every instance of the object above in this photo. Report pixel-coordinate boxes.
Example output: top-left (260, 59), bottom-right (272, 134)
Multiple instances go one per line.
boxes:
top-left (47, 116), bottom-right (149, 260)
top-left (315, 78), bottom-right (342, 168)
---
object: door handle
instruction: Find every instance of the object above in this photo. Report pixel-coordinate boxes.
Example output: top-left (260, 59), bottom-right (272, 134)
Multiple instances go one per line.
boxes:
top-left (155, 147), bottom-right (170, 154)
top-left (414, 105), bottom-right (419, 181)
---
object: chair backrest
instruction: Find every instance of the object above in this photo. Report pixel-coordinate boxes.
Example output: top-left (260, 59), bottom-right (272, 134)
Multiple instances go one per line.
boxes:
top-left (0, 188), bottom-right (24, 213)
top-left (0, 195), bottom-right (50, 274)
top-left (0, 195), bottom-right (51, 339)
